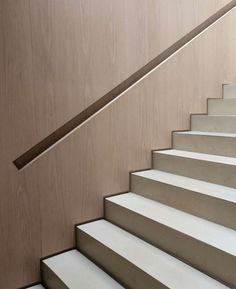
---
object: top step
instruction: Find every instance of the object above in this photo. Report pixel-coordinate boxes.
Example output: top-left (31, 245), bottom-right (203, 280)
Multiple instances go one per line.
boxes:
top-left (223, 84), bottom-right (236, 99)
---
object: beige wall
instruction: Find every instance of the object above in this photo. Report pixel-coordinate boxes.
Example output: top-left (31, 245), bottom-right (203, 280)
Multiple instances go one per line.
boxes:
top-left (0, 1), bottom-right (235, 288)
top-left (0, 0), bottom-right (230, 158)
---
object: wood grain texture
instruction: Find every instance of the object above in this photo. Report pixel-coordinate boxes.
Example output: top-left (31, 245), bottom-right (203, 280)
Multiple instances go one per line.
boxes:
top-left (0, 0), bottom-right (231, 159)
top-left (13, 0), bottom-right (236, 170)
top-left (0, 1), bottom-right (235, 288)
top-left (22, 4), bottom-right (236, 268)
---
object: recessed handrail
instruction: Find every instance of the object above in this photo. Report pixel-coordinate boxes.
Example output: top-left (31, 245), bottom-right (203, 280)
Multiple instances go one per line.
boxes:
top-left (13, 0), bottom-right (236, 170)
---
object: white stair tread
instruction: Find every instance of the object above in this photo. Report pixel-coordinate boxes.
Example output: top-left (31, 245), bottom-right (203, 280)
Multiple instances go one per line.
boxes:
top-left (133, 169), bottom-right (236, 203)
top-left (176, 131), bottom-right (236, 138)
top-left (79, 220), bottom-right (229, 289)
top-left (106, 193), bottom-right (236, 256)
top-left (43, 250), bottom-right (124, 289)
top-left (27, 284), bottom-right (45, 289)
top-left (155, 149), bottom-right (236, 165)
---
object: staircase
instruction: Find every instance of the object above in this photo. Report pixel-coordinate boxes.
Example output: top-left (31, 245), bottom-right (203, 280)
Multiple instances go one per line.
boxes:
top-left (31, 85), bottom-right (236, 289)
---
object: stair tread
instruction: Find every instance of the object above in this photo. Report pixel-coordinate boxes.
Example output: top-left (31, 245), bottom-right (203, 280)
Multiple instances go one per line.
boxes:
top-left (106, 193), bottom-right (236, 256)
top-left (191, 115), bottom-right (236, 133)
top-left (43, 249), bottom-right (124, 289)
top-left (79, 220), bottom-right (230, 289)
top-left (132, 169), bottom-right (236, 203)
top-left (155, 149), bottom-right (236, 165)
top-left (176, 130), bottom-right (236, 137)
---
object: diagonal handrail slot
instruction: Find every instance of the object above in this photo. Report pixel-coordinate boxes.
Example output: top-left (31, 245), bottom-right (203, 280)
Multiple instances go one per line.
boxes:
top-left (13, 0), bottom-right (236, 170)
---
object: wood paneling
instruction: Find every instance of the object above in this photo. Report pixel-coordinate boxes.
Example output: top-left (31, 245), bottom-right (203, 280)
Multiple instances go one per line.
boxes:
top-left (0, 1), bottom-right (235, 289)
top-left (13, 0), bottom-right (236, 170)
top-left (0, 0), bottom-right (231, 159)
top-left (23, 4), bottom-right (236, 261)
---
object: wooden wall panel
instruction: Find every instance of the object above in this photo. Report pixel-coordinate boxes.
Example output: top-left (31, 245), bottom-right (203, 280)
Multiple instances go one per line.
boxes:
top-left (0, 0), bottom-right (231, 159)
top-left (3, 6), bottom-right (236, 289)
top-left (0, 1), bottom-right (235, 289)
top-left (22, 5), bottom-right (236, 259)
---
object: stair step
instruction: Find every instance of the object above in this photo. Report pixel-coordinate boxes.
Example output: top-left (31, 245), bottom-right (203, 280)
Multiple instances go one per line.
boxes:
top-left (191, 115), bottom-right (236, 133)
top-left (77, 219), bottom-right (230, 289)
top-left (153, 149), bottom-right (236, 188)
top-left (173, 131), bottom-right (236, 157)
top-left (42, 249), bottom-right (124, 289)
top-left (223, 84), bottom-right (236, 99)
top-left (208, 99), bottom-right (236, 115)
top-left (131, 169), bottom-right (236, 230)
top-left (105, 193), bottom-right (236, 287)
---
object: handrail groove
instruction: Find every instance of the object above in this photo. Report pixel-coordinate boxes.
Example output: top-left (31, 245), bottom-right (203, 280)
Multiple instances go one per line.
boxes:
top-left (13, 0), bottom-right (236, 170)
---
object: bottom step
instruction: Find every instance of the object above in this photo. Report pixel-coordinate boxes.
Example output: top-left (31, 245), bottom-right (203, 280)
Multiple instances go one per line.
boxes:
top-left (77, 220), bottom-right (229, 289)
top-left (42, 249), bottom-right (124, 289)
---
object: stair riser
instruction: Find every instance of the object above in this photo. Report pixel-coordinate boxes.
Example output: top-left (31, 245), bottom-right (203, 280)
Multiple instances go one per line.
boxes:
top-left (191, 116), bottom-right (236, 133)
top-left (131, 174), bottom-right (236, 230)
top-left (42, 264), bottom-right (66, 289)
top-left (173, 133), bottom-right (236, 157)
top-left (76, 229), bottom-right (166, 289)
top-left (105, 200), bottom-right (236, 288)
top-left (223, 85), bottom-right (236, 99)
top-left (208, 99), bottom-right (236, 115)
top-left (153, 152), bottom-right (236, 188)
